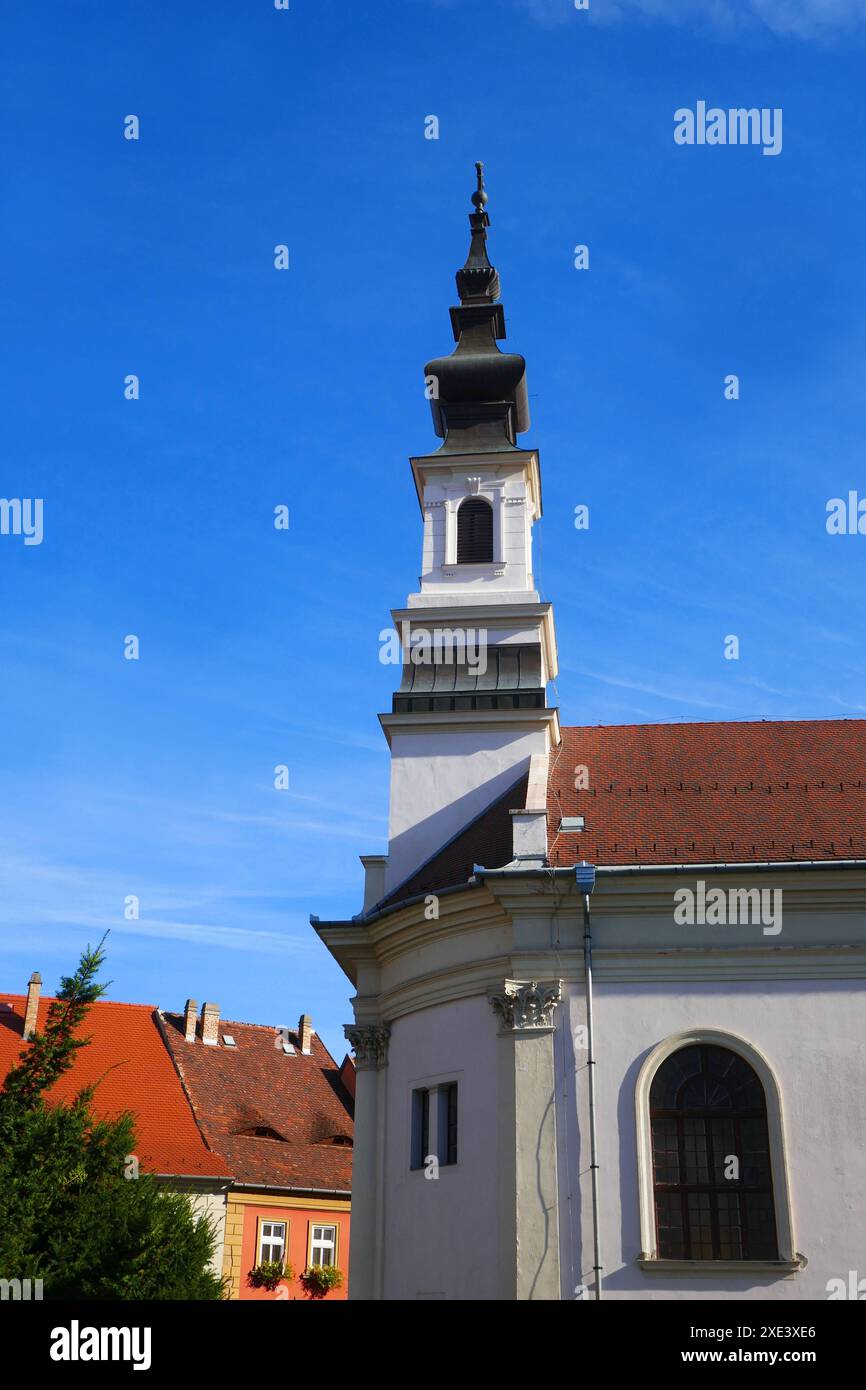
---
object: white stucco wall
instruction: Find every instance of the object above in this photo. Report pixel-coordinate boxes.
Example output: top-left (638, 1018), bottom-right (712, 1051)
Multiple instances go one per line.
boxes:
top-left (417, 465), bottom-right (534, 597)
top-left (559, 979), bottom-right (866, 1301)
top-left (384, 727), bottom-right (546, 893)
top-left (335, 866), bottom-right (866, 1301)
top-left (186, 1188), bottom-right (228, 1278)
top-left (381, 998), bottom-right (501, 1301)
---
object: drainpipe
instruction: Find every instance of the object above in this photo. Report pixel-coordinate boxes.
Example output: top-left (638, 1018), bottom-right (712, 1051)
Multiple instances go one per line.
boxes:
top-left (575, 861), bottom-right (602, 1301)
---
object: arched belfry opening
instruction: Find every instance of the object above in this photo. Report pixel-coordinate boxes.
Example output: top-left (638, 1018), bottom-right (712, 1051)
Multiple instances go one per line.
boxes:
top-left (456, 496), bottom-right (493, 564)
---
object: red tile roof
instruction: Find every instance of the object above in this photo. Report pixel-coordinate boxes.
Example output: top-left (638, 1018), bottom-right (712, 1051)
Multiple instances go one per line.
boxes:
top-left (159, 1014), bottom-right (353, 1194)
top-left (373, 719), bottom-right (866, 903)
top-left (0, 995), bottom-right (229, 1179)
top-left (550, 719), bottom-right (866, 866)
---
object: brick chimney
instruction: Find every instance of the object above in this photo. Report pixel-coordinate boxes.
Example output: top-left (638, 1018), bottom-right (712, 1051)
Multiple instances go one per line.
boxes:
top-left (200, 1001), bottom-right (220, 1046)
top-left (183, 998), bottom-right (198, 1043)
top-left (298, 1013), bottom-right (313, 1055)
top-left (23, 971), bottom-right (41, 1040)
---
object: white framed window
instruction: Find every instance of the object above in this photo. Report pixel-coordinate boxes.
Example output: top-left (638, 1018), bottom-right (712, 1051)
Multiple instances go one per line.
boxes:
top-left (409, 1071), bottom-right (462, 1172)
top-left (634, 1029), bottom-right (801, 1271)
top-left (258, 1219), bottom-right (287, 1265)
top-left (309, 1223), bottom-right (337, 1267)
top-left (442, 486), bottom-right (504, 567)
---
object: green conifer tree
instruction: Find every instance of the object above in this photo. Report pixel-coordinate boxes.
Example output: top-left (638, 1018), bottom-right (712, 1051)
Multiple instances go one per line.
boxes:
top-left (0, 940), bottom-right (225, 1299)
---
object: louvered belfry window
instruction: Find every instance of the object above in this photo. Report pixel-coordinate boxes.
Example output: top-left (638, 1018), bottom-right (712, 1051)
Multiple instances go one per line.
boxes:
top-left (650, 1044), bottom-right (778, 1261)
top-left (456, 497), bottom-right (493, 564)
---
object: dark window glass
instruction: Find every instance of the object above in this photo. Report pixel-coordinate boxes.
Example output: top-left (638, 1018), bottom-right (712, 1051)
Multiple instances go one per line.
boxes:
top-left (439, 1082), bottom-right (458, 1166)
top-left (411, 1088), bottom-right (430, 1170)
top-left (649, 1044), bottom-right (778, 1261)
top-left (456, 498), bottom-right (493, 564)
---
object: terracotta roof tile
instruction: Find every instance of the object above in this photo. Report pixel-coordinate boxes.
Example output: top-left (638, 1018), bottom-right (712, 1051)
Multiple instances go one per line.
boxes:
top-left (0, 996), bottom-right (229, 1179)
top-left (159, 1014), bottom-right (353, 1194)
top-left (549, 719), bottom-right (866, 865)
top-left (374, 720), bottom-right (866, 903)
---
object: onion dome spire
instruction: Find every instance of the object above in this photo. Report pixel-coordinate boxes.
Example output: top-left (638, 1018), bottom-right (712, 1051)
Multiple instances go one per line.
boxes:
top-left (424, 163), bottom-right (530, 453)
top-left (455, 162), bottom-right (501, 305)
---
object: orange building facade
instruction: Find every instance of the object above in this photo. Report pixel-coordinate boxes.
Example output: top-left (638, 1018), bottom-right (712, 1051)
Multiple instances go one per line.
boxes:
top-left (159, 1001), bottom-right (354, 1301)
top-left (224, 1192), bottom-right (351, 1300)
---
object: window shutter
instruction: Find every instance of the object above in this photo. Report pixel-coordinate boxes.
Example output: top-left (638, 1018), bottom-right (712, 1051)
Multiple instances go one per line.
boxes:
top-left (456, 498), bottom-right (493, 563)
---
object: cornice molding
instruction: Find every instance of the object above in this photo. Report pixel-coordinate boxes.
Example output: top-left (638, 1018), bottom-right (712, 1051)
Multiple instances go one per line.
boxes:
top-left (391, 601), bottom-right (553, 624)
top-left (315, 873), bottom-right (866, 1013)
top-left (354, 944), bottom-right (866, 1027)
top-left (482, 871), bottom-right (866, 917)
top-left (408, 450), bottom-right (542, 522)
top-left (593, 945), bottom-right (866, 982)
top-left (379, 706), bottom-right (561, 744)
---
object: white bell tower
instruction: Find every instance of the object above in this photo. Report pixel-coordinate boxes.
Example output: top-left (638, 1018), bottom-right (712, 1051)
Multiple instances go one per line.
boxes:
top-left (376, 164), bottom-right (560, 900)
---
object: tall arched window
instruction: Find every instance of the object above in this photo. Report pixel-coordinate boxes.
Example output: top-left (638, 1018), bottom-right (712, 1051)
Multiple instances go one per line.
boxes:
top-left (456, 497), bottom-right (493, 564)
top-left (649, 1042), bottom-right (778, 1261)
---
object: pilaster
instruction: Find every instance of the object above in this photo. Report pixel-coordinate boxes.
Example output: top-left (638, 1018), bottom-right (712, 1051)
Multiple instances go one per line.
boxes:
top-left (344, 1022), bottom-right (390, 1300)
top-left (489, 979), bottom-right (563, 1300)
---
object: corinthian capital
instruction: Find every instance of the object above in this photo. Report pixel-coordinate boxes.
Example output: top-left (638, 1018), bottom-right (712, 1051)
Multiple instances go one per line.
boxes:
top-left (344, 1022), bottom-right (391, 1070)
top-left (489, 979), bottom-right (562, 1032)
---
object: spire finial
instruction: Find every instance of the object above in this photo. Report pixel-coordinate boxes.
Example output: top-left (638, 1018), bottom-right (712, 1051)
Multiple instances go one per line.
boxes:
top-left (456, 162), bottom-right (500, 304)
top-left (472, 160), bottom-right (488, 212)
top-left (425, 165), bottom-right (529, 450)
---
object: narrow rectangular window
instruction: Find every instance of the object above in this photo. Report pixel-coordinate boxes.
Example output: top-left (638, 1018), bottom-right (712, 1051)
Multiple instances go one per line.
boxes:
top-left (309, 1223), bottom-right (337, 1267)
top-left (259, 1220), bottom-right (287, 1265)
top-left (411, 1087), bottom-right (430, 1169)
top-left (438, 1082), bottom-right (458, 1165)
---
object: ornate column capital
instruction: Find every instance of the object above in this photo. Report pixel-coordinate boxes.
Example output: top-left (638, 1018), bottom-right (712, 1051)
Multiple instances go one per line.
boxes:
top-left (488, 979), bottom-right (563, 1033)
top-left (344, 1022), bottom-right (391, 1070)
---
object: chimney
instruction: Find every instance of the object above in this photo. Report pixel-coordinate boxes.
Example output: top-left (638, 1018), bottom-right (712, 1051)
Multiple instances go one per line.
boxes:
top-left (359, 855), bottom-right (388, 914)
top-left (298, 1013), bottom-right (313, 1055)
top-left (183, 998), bottom-right (198, 1043)
top-left (23, 972), bottom-right (41, 1040)
top-left (200, 1001), bottom-right (220, 1046)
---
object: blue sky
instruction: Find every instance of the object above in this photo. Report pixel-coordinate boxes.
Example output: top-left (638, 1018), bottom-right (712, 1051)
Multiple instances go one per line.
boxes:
top-left (2, 0), bottom-right (865, 1059)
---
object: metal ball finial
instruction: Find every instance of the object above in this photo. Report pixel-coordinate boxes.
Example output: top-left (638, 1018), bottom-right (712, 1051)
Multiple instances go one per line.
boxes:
top-left (471, 160), bottom-right (488, 211)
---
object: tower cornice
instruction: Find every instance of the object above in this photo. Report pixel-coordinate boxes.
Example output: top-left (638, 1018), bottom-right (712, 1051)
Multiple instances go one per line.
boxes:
top-left (409, 448), bottom-right (542, 520)
top-left (378, 706), bottom-right (561, 748)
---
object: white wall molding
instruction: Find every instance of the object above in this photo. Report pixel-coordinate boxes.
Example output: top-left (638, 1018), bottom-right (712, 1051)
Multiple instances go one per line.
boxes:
top-left (315, 883), bottom-right (866, 1025)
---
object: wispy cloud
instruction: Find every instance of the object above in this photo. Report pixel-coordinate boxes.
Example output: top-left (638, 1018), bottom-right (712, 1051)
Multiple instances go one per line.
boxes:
top-left (207, 808), bottom-right (387, 839)
top-left (0, 853), bottom-right (339, 959)
top-left (516, 0), bottom-right (866, 40)
top-left (570, 665), bottom-right (736, 711)
top-left (40, 912), bottom-right (320, 956)
top-left (737, 675), bottom-right (799, 698)
top-left (829, 694), bottom-right (866, 713)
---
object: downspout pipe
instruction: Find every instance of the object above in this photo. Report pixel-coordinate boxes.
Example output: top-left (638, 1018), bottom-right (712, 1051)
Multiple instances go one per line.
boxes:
top-left (575, 860), bottom-right (602, 1301)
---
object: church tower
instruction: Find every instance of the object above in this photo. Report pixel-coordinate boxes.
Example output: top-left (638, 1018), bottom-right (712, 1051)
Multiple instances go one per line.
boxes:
top-left (376, 165), bottom-right (560, 900)
top-left (316, 166), bottom-right (866, 1308)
